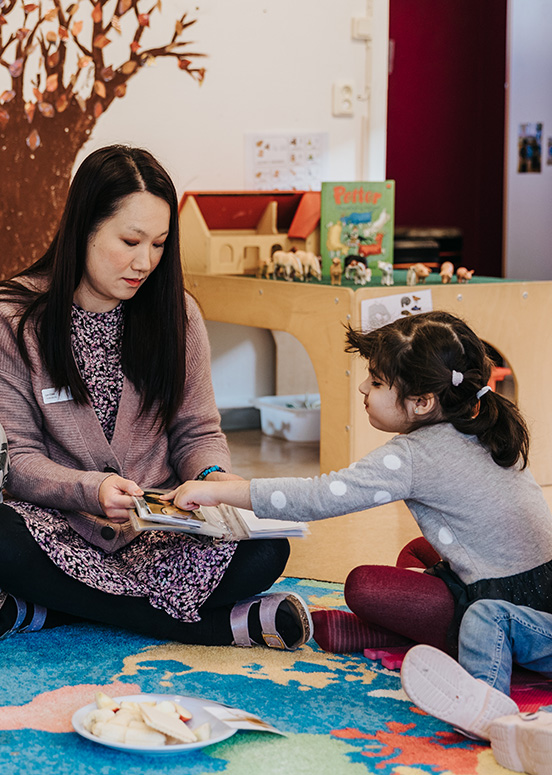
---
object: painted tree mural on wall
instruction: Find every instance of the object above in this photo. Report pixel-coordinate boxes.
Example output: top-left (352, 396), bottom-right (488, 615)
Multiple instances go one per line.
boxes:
top-left (0, 0), bottom-right (205, 279)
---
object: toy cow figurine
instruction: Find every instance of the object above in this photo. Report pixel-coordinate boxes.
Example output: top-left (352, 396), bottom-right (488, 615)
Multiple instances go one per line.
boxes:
top-left (295, 250), bottom-right (322, 282)
top-left (457, 267), bottom-right (474, 283)
top-left (272, 250), bottom-right (304, 281)
top-left (440, 261), bottom-right (454, 284)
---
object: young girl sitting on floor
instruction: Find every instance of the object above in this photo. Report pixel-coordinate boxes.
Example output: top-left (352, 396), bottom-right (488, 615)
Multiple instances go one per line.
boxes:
top-left (160, 310), bottom-right (552, 661)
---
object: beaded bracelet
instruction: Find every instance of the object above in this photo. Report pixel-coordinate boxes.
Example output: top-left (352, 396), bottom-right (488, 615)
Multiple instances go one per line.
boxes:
top-left (196, 465), bottom-right (226, 480)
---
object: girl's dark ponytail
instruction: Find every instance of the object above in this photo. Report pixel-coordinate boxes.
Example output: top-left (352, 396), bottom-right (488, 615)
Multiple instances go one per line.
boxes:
top-left (451, 391), bottom-right (529, 469)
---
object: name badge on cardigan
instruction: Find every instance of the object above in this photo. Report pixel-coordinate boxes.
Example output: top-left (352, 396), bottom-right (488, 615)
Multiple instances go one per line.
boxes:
top-left (42, 387), bottom-right (73, 404)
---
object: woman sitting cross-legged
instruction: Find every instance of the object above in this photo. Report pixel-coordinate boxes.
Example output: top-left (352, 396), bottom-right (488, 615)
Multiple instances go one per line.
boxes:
top-left (0, 144), bottom-right (311, 649)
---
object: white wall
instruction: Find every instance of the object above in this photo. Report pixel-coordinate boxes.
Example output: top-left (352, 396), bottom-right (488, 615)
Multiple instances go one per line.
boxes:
top-left (76, 0), bottom-right (389, 410)
top-left (504, 0), bottom-right (552, 280)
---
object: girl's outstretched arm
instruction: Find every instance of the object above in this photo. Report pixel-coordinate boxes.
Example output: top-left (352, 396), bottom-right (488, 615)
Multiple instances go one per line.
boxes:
top-left (160, 479), bottom-right (252, 511)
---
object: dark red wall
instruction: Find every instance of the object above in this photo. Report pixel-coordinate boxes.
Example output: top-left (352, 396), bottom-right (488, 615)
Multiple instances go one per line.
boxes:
top-left (386, 0), bottom-right (507, 276)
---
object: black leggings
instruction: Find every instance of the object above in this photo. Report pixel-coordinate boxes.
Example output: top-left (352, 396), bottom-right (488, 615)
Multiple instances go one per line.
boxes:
top-left (0, 504), bottom-right (290, 645)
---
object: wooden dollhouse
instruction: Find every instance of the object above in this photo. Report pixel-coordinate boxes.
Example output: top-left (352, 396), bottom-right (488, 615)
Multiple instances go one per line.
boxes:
top-left (179, 191), bottom-right (320, 275)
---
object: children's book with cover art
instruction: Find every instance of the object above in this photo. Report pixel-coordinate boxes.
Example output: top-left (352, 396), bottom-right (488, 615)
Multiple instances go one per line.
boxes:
top-left (131, 489), bottom-right (309, 542)
top-left (320, 181), bottom-right (395, 278)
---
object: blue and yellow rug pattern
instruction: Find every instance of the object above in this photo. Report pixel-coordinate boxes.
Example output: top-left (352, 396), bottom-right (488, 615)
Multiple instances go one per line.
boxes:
top-left (0, 578), bottom-right (528, 774)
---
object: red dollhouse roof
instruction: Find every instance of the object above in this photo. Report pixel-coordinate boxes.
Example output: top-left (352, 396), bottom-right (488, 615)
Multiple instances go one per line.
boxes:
top-left (179, 191), bottom-right (320, 235)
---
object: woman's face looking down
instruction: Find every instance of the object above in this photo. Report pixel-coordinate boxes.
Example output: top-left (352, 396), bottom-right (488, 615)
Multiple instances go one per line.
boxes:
top-left (74, 190), bottom-right (171, 313)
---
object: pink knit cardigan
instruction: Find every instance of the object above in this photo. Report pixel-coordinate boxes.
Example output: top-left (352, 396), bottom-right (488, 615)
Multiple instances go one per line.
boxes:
top-left (0, 291), bottom-right (231, 520)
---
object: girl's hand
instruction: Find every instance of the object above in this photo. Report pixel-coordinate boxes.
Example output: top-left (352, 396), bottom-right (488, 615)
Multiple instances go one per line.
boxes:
top-left (161, 479), bottom-right (252, 512)
top-left (99, 475), bottom-right (143, 523)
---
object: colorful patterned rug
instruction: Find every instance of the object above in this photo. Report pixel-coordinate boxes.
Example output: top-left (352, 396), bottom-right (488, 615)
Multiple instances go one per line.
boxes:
top-left (1, 576), bottom-right (551, 774)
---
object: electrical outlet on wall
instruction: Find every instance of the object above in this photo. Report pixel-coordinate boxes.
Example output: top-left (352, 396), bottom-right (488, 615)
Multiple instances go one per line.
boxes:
top-left (332, 80), bottom-right (355, 117)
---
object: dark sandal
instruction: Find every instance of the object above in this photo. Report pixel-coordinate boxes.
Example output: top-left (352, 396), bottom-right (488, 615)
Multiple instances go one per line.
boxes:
top-left (0, 593), bottom-right (48, 639)
top-left (230, 592), bottom-right (313, 650)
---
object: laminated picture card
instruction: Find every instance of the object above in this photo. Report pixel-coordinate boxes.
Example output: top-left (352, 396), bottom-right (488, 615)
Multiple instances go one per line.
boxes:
top-left (320, 181), bottom-right (395, 277)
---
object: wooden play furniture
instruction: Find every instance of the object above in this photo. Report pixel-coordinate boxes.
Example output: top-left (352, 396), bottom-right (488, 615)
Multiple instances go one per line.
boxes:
top-left (186, 273), bottom-right (552, 487)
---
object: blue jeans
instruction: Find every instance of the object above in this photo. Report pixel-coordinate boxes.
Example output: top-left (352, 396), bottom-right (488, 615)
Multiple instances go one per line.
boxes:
top-left (459, 599), bottom-right (552, 696)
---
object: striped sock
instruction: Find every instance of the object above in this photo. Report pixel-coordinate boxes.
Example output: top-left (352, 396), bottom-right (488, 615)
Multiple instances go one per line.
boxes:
top-left (312, 609), bottom-right (413, 653)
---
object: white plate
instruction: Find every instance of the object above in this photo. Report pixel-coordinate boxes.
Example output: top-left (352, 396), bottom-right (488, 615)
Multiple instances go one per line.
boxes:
top-left (72, 693), bottom-right (237, 755)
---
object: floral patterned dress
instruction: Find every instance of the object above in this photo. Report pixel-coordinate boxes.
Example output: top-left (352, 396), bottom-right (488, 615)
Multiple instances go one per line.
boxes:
top-left (9, 304), bottom-right (237, 622)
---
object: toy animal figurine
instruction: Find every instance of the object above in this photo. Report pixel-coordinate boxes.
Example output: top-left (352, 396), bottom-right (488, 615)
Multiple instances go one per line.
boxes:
top-left (272, 250), bottom-right (304, 282)
top-left (457, 267), bottom-right (474, 283)
top-left (295, 250), bottom-right (322, 282)
top-left (258, 256), bottom-right (275, 279)
top-left (354, 263), bottom-right (371, 285)
top-left (440, 261), bottom-right (454, 284)
top-left (344, 258), bottom-right (361, 282)
top-left (411, 263), bottom-right (431, 284)
top-left (377, 260), bottom-right (394, 286)
top-left (330, 257), bottom-right (342, 286)
top-left (406, 266), bottom-right (418, 286)
top-left (346, 261), bottom-right (371, 286)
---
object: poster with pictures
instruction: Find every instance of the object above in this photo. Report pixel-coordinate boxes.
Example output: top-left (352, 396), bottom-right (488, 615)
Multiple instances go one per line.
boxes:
top-left (517, 123), bottom-right (542, 173)
top-left (360, 289), bottom-right (433, 333)
top-left (245, 132), bottom-right (329, 191)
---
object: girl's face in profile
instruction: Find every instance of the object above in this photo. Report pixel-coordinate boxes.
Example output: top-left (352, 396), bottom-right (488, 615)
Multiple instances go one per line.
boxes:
top-left (74, 191), bottom-right (170, 313)
top-left (358, 369), bottom-right (413, 434)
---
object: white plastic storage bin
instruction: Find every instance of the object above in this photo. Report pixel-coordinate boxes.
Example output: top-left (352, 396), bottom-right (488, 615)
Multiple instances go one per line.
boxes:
top-left (255, 394), bottom-right (321, 442)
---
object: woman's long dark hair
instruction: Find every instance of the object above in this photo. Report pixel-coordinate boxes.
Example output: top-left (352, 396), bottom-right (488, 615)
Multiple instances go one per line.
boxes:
top-left (0, 144), bottom-right (187, 430)
top-left (346, 311), bottom-right (529, 468)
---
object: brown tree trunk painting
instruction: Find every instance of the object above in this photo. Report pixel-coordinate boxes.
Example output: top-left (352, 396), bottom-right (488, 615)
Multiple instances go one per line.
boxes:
top-left (0, 0), bottom-right (205, 279)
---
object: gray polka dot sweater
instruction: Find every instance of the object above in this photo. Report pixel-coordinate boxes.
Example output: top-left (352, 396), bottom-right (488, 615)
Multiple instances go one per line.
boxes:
top-left (250, 423), bottom-right (552, 585)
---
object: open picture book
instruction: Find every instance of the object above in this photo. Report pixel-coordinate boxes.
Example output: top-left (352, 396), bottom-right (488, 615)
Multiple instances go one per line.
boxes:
top-left (130, 489), bottom-right (309, 541)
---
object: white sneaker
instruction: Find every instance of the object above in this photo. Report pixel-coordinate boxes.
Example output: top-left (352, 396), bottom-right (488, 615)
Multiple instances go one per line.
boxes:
top-left (490, 711), bottom-right (552, 774)
top-left (400, 644), bottom-right (518, 740)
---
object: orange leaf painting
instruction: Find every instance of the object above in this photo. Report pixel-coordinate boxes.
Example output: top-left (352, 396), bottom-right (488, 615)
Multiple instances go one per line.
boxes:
top-left (55, 95), bottom-right (69, 113)
top-left (93, 34), bottom-right (111, 49)
top-left (44, 8), bottom-right (58, 21)
top-left (114, 83), bottom-right (126, 98)
top-left (32, 87), bottom-right (43, 102)
top-left (112, 16), bottom-right (122, 33)
top-left (26, 129), bottom-right (41, 151)
top-left (58, 26), bottom-right (69, 40)
top-left (38, 102), bottom-right (55, 118)
top-left (23, 3), bottom-right (38, 12)
top-left (92, 4), bottom-right (102, 23)
top-left (94, 80), bottom-right (106, 98)
top-left (0, 108), bottom-right (10, 130)
top-left (121, 59), bottom-right (138, 74)
top-left (78, 56), bottom-right (93, 69)
top-left (46, 30), bottom-right (57, 43)
top-left (101, 66), bottom-right (115, 81)
top-left (130, 41), bottom-right (140, 53)
top-left (0, 90), bottom-right (15, 104)
top-left (93, 101), bottom-right (103, 118)
top-left (178, 58), bottom-right (190, 70)
top-left (0, 15), bottom-right (7, 25)
top-left (118, 0), bottom-right (132, 15)
top-left (72, 21), bottom-right (83, 36)
top-left (46, 74), bottom-right (58, 92)
top-left (24, 102), bottom-right (36, 122)
top-left (47, 51), bottom-right (60, 68)
top-left (138, 13), bottom-right (150, 27)
top-left (9, 59), bottom-right (24, 78)
top-left (16, 27), bottom-right (31, 41)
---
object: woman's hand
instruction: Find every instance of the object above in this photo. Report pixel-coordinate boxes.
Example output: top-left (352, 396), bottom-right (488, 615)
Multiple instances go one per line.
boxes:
top-left (161, 479), bottom-right (252, 512)
top-left (99, 475), bottom-right (143, 523)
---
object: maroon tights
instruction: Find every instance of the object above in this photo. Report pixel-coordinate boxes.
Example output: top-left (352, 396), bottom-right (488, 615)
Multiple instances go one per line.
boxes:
top-left (312, 537), bottom-right (456, 654)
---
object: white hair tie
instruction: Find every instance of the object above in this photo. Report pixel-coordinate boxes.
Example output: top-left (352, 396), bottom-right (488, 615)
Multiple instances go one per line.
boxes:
top-left (476, 385), bottom-right (492, 400)
top-left (451, 370), bottom-right (464, 387)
